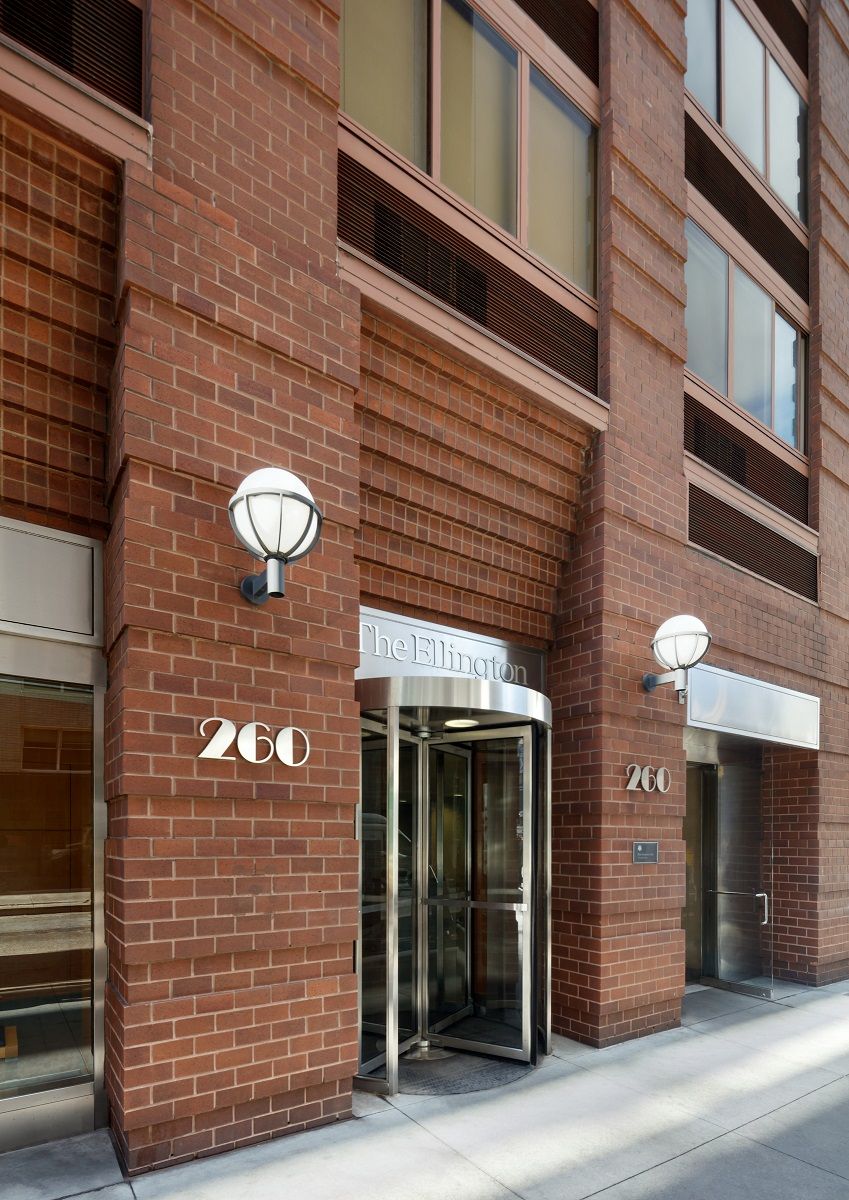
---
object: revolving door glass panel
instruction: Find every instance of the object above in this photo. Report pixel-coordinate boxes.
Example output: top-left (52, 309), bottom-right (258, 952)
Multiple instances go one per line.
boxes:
top-left (358, 708), bottom-right (541, 1088)
top-left (359, 731), bottom-right (419, 1077)
top-left (426, 734), bottom-right (532, 1056)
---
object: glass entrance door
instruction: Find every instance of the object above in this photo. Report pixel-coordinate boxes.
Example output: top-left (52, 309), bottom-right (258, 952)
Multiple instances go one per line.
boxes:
top-left (358, 706), bottom-right (542, 1091)
top-left (0, 676), bottom-right (97, 1100)
top-left (425, 731), bottom-right (532, 1058)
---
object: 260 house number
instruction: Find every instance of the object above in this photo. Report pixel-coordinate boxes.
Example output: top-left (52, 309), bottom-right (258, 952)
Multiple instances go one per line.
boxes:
top-left (625, 763), bottom-right (671, 793)
top-left (198, 718), bottom-right (310, 766)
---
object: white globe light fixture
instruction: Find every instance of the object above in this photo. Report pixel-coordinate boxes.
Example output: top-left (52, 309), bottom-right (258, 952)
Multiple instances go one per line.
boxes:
top-left (228, 468), bottom-right (322, 605)
top-left (643, 614), bottom-right (712, 702)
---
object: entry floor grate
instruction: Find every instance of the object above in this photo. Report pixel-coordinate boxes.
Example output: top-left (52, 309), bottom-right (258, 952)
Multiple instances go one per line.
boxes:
top-left (398, 1050), bottom-right (533, 1096)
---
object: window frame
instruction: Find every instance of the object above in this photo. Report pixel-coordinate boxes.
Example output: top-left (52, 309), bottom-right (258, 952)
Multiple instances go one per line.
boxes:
top-left (339, 0), bottom-right (600, 325)
top-left (685, 0), bottom-right (808, 229)
top-left (685, 215), bottom-right (809, 462)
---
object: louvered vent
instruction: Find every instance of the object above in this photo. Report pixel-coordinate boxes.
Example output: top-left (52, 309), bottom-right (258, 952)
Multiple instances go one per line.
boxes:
top-left (0, 0), bottom-right (143, 115)
top-left (689, 485), bottom-right (817, 600)
top-left (339, 153), bottom-right (598, 395)
top-left (514, 0), bottom-right (598, 84)
top-left (685, 115), bottom-right (808, 303)
top-left (750, 0), bottom-right (807, 74)
top-left (685, 395), bottom-right (809, 525)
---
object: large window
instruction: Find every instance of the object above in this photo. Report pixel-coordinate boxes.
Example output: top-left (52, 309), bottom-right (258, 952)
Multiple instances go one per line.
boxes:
top-left (341, 0), bottom-right (597, 296)
top-left (685, 0), bottom-right (807, 222)
top-left (0, 677), bottom-right (95, 1101)
top-left (685, 220), bottom-right (806, 451)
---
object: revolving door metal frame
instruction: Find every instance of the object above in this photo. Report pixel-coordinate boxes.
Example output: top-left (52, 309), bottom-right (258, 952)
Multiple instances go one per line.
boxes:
top-left (355, 675), bottom-right (552, 1095)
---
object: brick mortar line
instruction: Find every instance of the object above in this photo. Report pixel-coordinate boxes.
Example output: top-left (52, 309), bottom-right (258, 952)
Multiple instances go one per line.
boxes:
top-left (359, 445), bottom-right (580, 525)
top-left (606, 0), bottom-right (687, 73)
top-left (355, 366), bottom-right (591, 452)
top-left (359, 482), bottom-right (571, 558)
top-left (609, 191), bottom-right (686, 262)
top-left (1, 388), bottom-right (108, 435)
top-left (357, 323), bottom-right (600, 426)
top-left (2, 245), bottom-right (114, 303)
top-left (610, 146), bottom-right (688, 222)
top-left (0, 187), bottom-right (116, 250)
top-left (354, 542), bottom-right (559, 605)
top-left (0, 447), bottom-right (104, 486)
top-left (359, 426), bottom-right (584, 497)
top-left (117, 280), bottom-right (357, 393)
top-left (195, 0), bottom-right (341, 111)
top-left (607, 245), bottom-right (686, 311)
top-left (602, 304), bottom-right (687, 363)
top-left (0, 345), bottom-right (111, 396)
top-left (820, 7), bottom-right (849, 62)
top-left (1, 296), bottom-right (115, 353)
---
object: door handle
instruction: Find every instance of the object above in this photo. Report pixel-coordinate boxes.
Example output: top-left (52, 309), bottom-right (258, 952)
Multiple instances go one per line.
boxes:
top-left (710, 889), bottom-right (769, 926)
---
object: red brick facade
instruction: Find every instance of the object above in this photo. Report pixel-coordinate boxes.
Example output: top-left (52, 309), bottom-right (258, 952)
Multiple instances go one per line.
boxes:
top-left (1, 0), bottom-right (848, 1174)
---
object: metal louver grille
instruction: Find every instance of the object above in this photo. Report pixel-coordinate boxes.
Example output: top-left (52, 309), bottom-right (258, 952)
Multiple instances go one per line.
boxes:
top-left (750, 0), bottom-right (807, 74)
top-left (685, 115), bottom-right (808, 303)
top-left (339, 152), bottom-right (598, 395)
top-left (685, 395), bottom-right (809, 525)
top-left (689, 485), bottom-right (817, 600)
top-left (514, 0), bottom-right (598, 84)
top-left (0, 0), bottom-right (143, 115)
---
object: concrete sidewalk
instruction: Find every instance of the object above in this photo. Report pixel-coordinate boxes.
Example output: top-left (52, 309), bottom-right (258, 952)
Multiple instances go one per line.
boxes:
top-left (7, 981), bottom-right (849, 1200)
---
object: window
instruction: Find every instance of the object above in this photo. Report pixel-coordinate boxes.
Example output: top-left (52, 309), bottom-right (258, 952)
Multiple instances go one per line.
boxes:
top-left (340, 0), bottom-right (428, 169)
top-left (684, 0), bottom-right (807, 221)
top-left (340, 0), bottom-right (597, 296)
top-left (685, 220), bottom-right (806, 451)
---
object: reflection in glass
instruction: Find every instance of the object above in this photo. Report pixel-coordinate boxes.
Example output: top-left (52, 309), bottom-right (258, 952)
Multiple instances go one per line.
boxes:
top-left (472, 740), bottom-right (523, 905)
top-left (723, 0), bottom-right (765, 173)
top-left (685, 0), bottom-right (718, 117)
top-left (733, 269), bottom-right (773, 428)
top-left (0, 677), bottom-right (94, 1100)
top-left (528, 67), bottom-right (596, 294)
top-left (398, 743), bottom-right (417, 1045)
top-left (775, 312), bottom-right (801, 449)
top-left (341, 0), bottom-right (428, 169)
top-left (359, 738), bottom-right (388, 1075)
top-left (426, 737), bottom-right (527, 1053)
top-left (685, 220), bottom-right (728, 396)
top-left (768, 59), bottom-right (807, 221)
top-left (442, 0), bottom-right (518, 233)
top-left (429, 749), bottom-right (468, 900)
top-left (427, 904), bottom-right (469, 1027)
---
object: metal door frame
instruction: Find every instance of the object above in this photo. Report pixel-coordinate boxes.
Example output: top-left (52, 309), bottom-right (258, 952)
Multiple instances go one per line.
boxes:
top-left (0, 634), bottom-right (107, 1150)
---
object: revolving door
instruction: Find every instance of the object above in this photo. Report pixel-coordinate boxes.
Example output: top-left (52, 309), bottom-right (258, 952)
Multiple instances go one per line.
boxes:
top-left (357, 676), bottom-right (551, 1093)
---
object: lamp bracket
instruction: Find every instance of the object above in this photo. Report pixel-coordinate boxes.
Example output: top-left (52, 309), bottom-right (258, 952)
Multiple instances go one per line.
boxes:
top-left (239, 558), bottom-right (285, 606)
top-left (642, 668), bottom-right (688, 702)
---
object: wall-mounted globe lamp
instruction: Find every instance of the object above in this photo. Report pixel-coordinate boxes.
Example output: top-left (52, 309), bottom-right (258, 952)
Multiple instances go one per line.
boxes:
top-left (228, 468), bottom-right (322, 605)
top-left (642, 615), bottom-right (712, 703)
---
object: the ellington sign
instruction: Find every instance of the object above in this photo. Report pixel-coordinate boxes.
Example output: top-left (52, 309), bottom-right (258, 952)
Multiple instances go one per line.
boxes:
top-left (356, 607), bottom-right (544, 691)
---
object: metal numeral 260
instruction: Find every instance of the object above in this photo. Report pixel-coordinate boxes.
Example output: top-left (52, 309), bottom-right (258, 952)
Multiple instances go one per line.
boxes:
top-left (198, 718), bottom-right (310, 766)
top-left (625, 763), bottom-right (671, 793)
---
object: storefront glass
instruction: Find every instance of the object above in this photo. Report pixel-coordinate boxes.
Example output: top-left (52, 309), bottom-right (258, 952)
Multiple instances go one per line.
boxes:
top-left (0, 677), bottom-right (95, 1099)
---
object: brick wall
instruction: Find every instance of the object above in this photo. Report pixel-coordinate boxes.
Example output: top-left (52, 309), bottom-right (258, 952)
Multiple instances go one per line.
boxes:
top-left (0, 110), bottom-right (116, 538)
top-left (545, 0), bottom-right (691, 1046)
top-left (355, 308), bottom-right (593, 642)
top-left (105, 0), bottom-right (362, 1172)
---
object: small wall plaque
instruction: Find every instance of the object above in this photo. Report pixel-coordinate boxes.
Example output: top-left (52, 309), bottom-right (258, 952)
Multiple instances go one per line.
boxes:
top-left (633, 841), bottom-right (659, 864)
